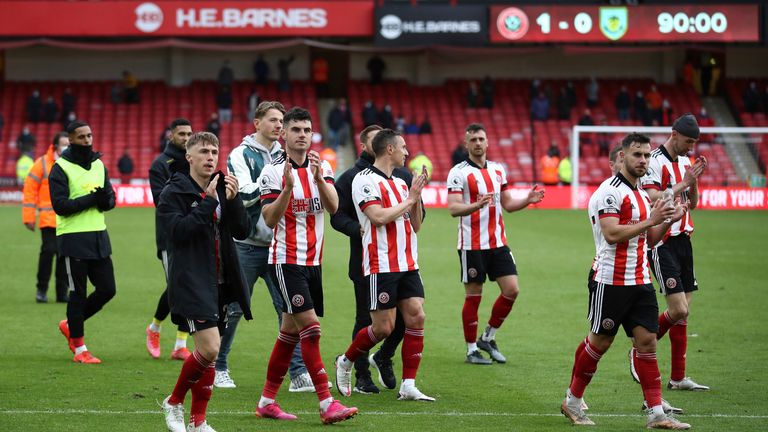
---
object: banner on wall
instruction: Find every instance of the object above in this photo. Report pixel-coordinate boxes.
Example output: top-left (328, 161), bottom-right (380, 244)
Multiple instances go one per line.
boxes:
top-left (2, 185), bottom-right (766, 210)
top-left (375, 5), bottom-right (487, 46)
top-left (0, 1), bottom-right (373, 37)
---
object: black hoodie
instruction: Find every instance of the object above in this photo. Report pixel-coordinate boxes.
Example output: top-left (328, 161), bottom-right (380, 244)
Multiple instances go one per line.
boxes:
top-left (49, 144), bottom-right (115, 259)
top-left (149, 142), bottom-right (189, 256)
top-left (157, 170), bottom-right (252, 323)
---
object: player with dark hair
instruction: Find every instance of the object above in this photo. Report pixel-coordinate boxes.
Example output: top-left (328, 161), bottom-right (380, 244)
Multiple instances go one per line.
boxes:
top-left (159, 132), bottom-right (251, 432)
top-left (562, 132), bottom-right (690, 429)
top-left (335, 129), bottom-right (434, 402)
top-left (51, 121), bottom-right (116, 364)
top-left (446, 123), bottom-right (544, 365)
top-left (254, 107), bottom-right (356, 424)
top-left (146, 118), bottom-right (194, 361)
top-left (633, 114), bottom-right (709, 392)
top-left (330, 124), bottom-right (411, 394)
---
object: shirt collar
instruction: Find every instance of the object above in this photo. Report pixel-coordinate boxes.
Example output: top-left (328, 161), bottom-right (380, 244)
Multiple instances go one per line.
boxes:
top-left (285, 151), bottom-right (309, 168)
top-left (616, 172), bottom-right (638, 190)
top-left (465, 157), bottom-right (487, 169)
top-left (659, 144), bottom-right (676, 162)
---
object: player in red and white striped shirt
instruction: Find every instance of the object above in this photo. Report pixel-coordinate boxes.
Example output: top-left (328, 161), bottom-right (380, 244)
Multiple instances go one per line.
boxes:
top-left (334, 129), bottom-right (435, 402)
top-left (635, 114), bottom-right (710, 392)
top-left (255, 107), bottom-right (357, 424)
top-left (446, 123), bottom-right (544, 365)
top-left (562, 133), bottom-right (690, 430)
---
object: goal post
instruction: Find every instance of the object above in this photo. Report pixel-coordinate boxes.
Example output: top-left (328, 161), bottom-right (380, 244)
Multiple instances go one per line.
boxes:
top-left (570, 125), bottom-right (768, 209)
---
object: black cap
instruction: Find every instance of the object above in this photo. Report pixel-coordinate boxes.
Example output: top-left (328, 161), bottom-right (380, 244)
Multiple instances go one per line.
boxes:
top-left (672, 114), bottom-right (700, 139)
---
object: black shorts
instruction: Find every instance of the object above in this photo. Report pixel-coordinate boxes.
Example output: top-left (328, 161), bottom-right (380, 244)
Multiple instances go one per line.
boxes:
top-left (271, 264), bottom-right (324, 317)
top-left (458, 246), bottom-right (518, 284)
top-left (186, 318), bottom-right (226, 335)
top-left (587, 280), bottom-right (659, 337)
top-left (650, 234), bottom-right (698, 295)
top-left (366, 270), bottom-right (424, 311)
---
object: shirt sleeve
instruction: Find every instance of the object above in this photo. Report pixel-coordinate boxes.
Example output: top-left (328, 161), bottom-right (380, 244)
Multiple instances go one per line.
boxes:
top-left (596, 187), bottom-right (622, 219)
top-left (352, 174), bottom-right (381, 211)
top-left (258, 164), bottom-right (282, 204)
top-left (641, 157), bottom-right (661, 190)
top-left (321, 160), bottom-right (335, 184)
top-left (446, 166), bottom-right (464, 194)
top-left (499, 165), bottom-right (510, 190)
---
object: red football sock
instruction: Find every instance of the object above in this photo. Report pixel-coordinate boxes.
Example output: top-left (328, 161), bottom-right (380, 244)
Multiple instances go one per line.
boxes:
top-left (571, 339), bottom-right (587, 383)
top-left (488, 294), bottom-right (515, 329)
top-left (634, 349), bottom-right (662, 408)
top-left (462, 294), bottom-right (482, 343)
top-left (344, 325), bottom-right (380, 363)
top-left (170, 350), bottom-right (213, 405)
top-left (402, 328), bottom-right (424, 380)
top-left (569, 339), bottom-right (603, 398)
top-left (262, 331), bottom-right (299, 399)
top-left (190, 364), bottom-right (214, 426)
top-left (657, 311), bottom-right (674, 340)
top-left (71, 337), bottom-right (84, 348)
top-left (669, 320), bottom-right (688, 381)
top-left (299, 323), bottom-right (332, 401)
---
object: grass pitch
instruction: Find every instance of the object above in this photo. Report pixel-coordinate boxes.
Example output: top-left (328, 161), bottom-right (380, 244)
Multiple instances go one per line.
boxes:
top-left (0, 206), bottom-right (766, 431)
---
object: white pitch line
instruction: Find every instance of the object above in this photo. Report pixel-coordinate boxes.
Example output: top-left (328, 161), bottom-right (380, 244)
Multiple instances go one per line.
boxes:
top-left (0, 409), bottom-right (766, 419)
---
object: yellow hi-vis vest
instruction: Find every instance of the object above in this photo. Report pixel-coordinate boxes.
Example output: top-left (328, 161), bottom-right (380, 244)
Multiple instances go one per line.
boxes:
top-left (55, 157), bottom-right (107, 235)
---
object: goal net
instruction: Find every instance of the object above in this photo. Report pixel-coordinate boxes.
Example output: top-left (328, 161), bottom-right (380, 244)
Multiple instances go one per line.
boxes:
top-left (569, 125), bottom-right (768, 208)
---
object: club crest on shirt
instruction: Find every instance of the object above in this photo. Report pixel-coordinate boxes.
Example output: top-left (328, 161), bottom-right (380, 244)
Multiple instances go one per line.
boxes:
top-left (496, 174), bottom-right (503, 183)
top-left (666, 278), bottom-right (677, 289)
top-left (378, 292), bottom-right (390, 304)
top-left (292, 294), bottom-right (305, 307)
top-left (601, 318), bottom-right (615, 330)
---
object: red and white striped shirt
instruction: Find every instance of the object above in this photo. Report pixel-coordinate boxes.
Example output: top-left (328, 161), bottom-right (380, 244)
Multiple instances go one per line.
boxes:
top-left (640, 146), bottom-right (694, 243)
top-left (258, 153), bottom-right (334, 266)
top-left (589, 173), bottom-right (653, 286)
top-left (353, 166), bottom-right (418, 276)
top-left (446, 159), bottom-right (509, 250)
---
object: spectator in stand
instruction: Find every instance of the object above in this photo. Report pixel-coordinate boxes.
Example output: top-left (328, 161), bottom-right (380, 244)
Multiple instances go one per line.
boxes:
top-left (62, 111), bottom-right (77, 131)
top-left (578, 109), bottom-right (595, 126)
top-left (123, 70), bottom-right (140, 104)
top-left (681, 61), bottom-right (694, 87)
top-left (419, 116), bottom-right (432, 135)
top-left (362, 101), bottom-right (379, 127)
top-left (395, 115), bottom-right (406, 134)
top-left (451, 142), bottom-right (468, 166)
top-left (558, 153), bottom-right (572, 185)
top-left (481, 76), bottom-right (495, 108)
top-left (327, 98), bottom-right (352, 150)
top-left (44, 97), bottom-right (59, 124)
top-left (566, 81), bottom-right (577, 109)
top-left (367, 55), bottom-right (386, 85)
top-left (540, 144), bottom-right (560, 186)
top-left (615, 85), bottom-right (631, 121)
top-left (596, 118), bottom-right (611, 157)
top-left (27, 90), bottom-right (42, 123)
top-left (646, 85), bottom-right (663, 125)
top-left (253, 54), bottom-right (269, 85)
top-left (762, 85), bottom-right (768, 114)
top-left (743, 82), bottom-right (760, 114)
top-left (247, 88), bottom-right (260, 121)
top-left (217, 60), bottom-right (234, 89)
top-left (111, 83), bottom-right (123, 104)
top-left (467, 81), bottom-right (480, 108)
top-left (17, 126), bottom-right (37, 155)
top-left (61, 88), bottom-right (76, 124)
top-left (661, 99), bottom-right (674, 126)
top-left (697, 107), bottom-right (715, 143)
top-left (216, 86), bottom-right (233, 124)
top-left (277, 55), bottom-right (295, 92)
top-left (379, 104), bottom-right (394, 129)
top-left (531, 92), bottom-right (550, 121)
top-left (206, 113), bottom-right (221, 138)
top-left (117, 152), bottom-right (134, 184)
top-left (634, 91), bottom-right (649, 126)
top-left (16, 148), bottom-right (34, 186)
top-left (405, 118), bottom-right (419, 135)
top-left (586, 77), bottom-right (599, 108)
top-left (529, 79), bottom-right (541, 103)
top-left (556, 87), bottom-right (571, 121)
